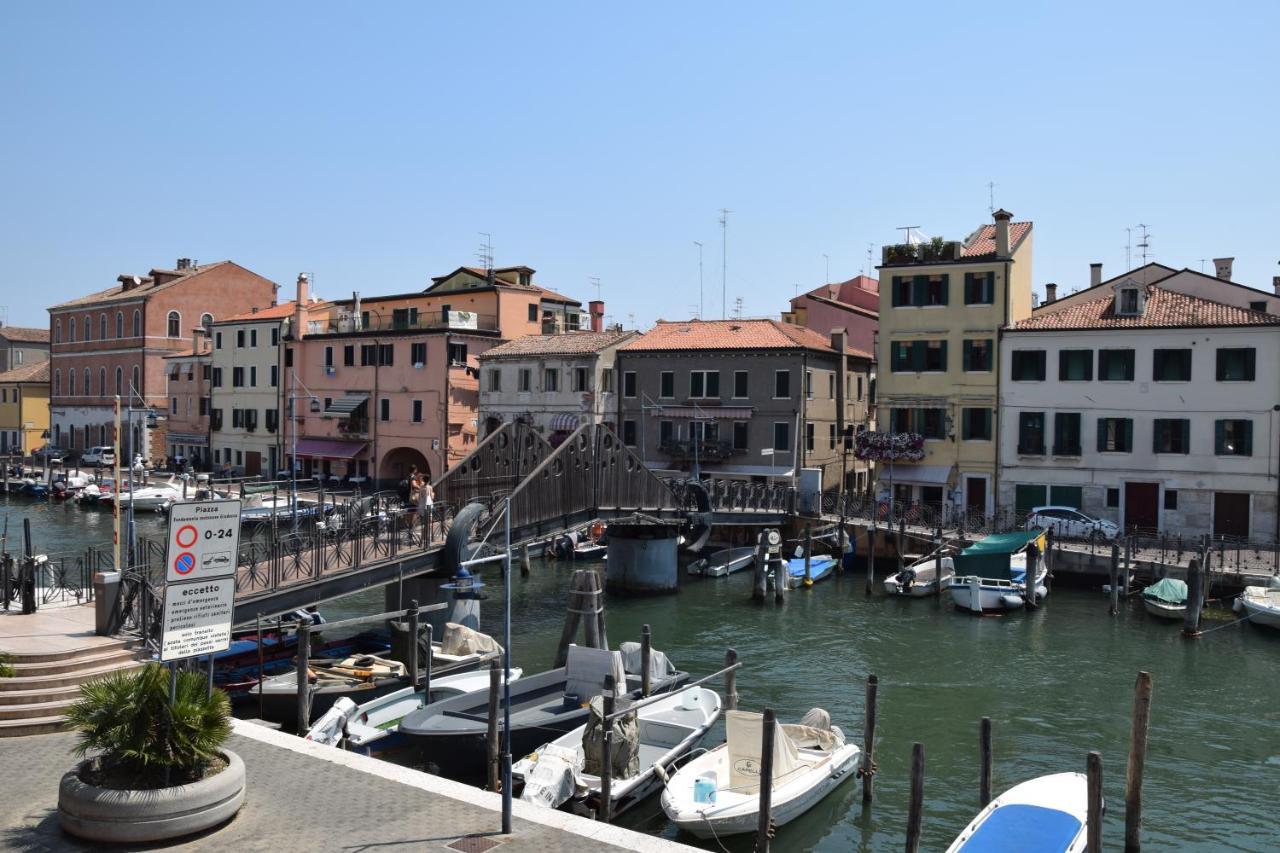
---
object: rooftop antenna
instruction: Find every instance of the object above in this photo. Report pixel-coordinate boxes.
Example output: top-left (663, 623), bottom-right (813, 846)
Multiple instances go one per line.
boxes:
top-left (897, 225), bottom-right (922, 246)
top-left (627, 312), bottom-right (636, 329)
top-left (688, 303), bottom-right (700, 319)
top-left (823, 253), bottom-right (830, 284)
top-left (733, 296), bottom-right (744, 319)
top-left (718, 209), bottom-right (731, 319)
top-left (476, 232), bottom-right (495, 283)
top-left (693, 241), bottom-right (704, 321)
top-left (588, 277), bottom-right (601, 302)
top-left (987, 180), bottom-right (996, 214)
top-left (866, 243), bottom-right (874, 277)
top-left (1136, 223), bottom-right (1151, 264)
top-left (794, 283), bottom-right (800, 299)
top-left (1125, 227), bottom-right (1132, 270)
top-left (1198, 258), bottom-right (1209, 273)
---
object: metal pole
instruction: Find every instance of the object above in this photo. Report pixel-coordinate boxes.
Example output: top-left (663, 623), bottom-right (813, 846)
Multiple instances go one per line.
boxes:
top-left (113, 396), bottom-right (122, 573)
top-left (501, 496), bottom-right (513, 833)
top-left (755, 707), bottom-right (776, 853)
top-left (290, 370), bottom-right (299, 536)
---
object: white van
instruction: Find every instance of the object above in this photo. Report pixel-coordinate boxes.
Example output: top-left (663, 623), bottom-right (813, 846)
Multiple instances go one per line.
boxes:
top-left (82, 446), bottom-right (116, 466)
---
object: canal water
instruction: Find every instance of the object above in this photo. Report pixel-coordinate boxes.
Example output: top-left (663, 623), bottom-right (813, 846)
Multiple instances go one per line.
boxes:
top-left (9, 496), bottom-right (1278, 851)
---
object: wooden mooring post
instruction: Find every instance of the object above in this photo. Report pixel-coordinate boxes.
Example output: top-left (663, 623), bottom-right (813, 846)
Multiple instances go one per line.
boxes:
top-left (755, 707), bottom-right (777, 853)
top-left (752, 532), bottom-right (768, 602)
top-left (1123, 536), bottom-right (1132, 596)
top-left (774, 549), bottom-right (787, 604)
top-left (1087, 750), bottom-right (1103, 853)
top-left (865, 524), bottom-right (876, 597)
top-left (803, 523), bottom-right (813, 585)
top-left (905, 742), bottom-right (925, 853)
top-left (295, 620), bottom-right (312, 733)
top-left (520, 542), bottom-right (531, 577)
top-left (861, 674), bottom-right (878, 803)
top-left (935, 536), bottom-right (945, 602)
top-left (1024, 542), bottom-right (1040, 610)
top-left (407, 599), bottom-right (419, 687)
top-left (1125, 671), bottom-right (1153, 852)
top-left (640, 623), bottom-right (652, 697)
top-left (554, 569), bottom-right (607, 667)
top-left (979, 716), bottom-right (992, 807)
top-left (597, 673), bottom-right (616, 823)
top-left (487, 659), bottom-right (501, 791)
top-left (1109, 542), bottom-right (1121, 615)
top-left (724, 648), bottom-right (738, 711)
top-left (1182, 558), bottom-right (1203, 638)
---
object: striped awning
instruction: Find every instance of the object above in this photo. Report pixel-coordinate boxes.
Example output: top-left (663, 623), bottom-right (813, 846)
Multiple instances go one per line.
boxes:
top-left (550, 413), bottom-right (580, 432)
top-left (324, 393), bottom-right (369, 418)
top-left (657, 406), bottom-right (754, 420)
top-left (295, 438), bottom-right (367, 459)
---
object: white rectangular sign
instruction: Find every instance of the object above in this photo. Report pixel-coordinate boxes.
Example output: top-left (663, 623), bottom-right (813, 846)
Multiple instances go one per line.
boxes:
top-left (160, 577), bottom-right (235, 662)
top-left (165, 500), bottom-right (242, 583)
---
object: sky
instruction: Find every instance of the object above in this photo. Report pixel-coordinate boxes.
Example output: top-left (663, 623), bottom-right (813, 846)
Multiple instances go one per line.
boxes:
top-left (2, 2), bottom-right (1278, 330)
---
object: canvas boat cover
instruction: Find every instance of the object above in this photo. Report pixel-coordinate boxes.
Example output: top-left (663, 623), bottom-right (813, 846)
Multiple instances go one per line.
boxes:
top-left (956, 803), bottom-right (1082, 852)
top-left (954, 530), bottom-right (1046, 581)
top-left (1141, 577), bottom-right (1188, 605)
top-left (519, 743), bottom-right (581, 809)
top-left (619, 641), bottom-right (675, 680)
top-left (781, 708), bottom-right (846, 752)
top-left (306, 697), bottom-right (359, 746)
top-left (582, 693), bottom-right (639, 779)
top-left (726, 710), bottom-right (803, 795)
top-left (440, 623), bottom-right (502, 657)
top-left (564, 645), bottom-right (626, 705)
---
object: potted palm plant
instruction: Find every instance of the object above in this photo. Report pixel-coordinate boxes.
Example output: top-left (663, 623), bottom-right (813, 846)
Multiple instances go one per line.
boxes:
top-left (58, 663), bottom-right (246, 843)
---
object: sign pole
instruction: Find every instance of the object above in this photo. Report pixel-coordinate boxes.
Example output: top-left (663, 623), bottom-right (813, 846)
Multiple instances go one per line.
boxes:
top-left (113, 396), bottom-right (122, 572)
top-left (160, 499), bottom-right (242, 663)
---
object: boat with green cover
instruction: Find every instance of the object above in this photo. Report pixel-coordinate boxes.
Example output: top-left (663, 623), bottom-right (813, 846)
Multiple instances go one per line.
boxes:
top-left (949, 530), bottom-right (1048, 613)
top-left (1141, 577), bottom-right (1187, 621)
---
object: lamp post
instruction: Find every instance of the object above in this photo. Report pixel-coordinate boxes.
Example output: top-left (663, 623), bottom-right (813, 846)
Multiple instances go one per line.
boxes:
top-left (286, 369), bottom-right (321, 535)
top-left (115, 384), bottom-right (162, 570)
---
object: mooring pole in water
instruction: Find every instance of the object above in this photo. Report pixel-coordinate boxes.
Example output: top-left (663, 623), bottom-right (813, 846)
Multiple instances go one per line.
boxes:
top-left (1110, 542), bottom-right (1121, 616)
top-left (755, 707), bottom-right (776, 853)
top-left (520, 542), bottom-right (531, 577)
top-left (640, 623), bottom-right (652, 697)
top-left (295, 620), bottom-right (311, 733)
top-left (862, 674), bottom-right (878, 803)
top-left (905, 742), bottom-right (925, 853)
top-left (487, 659), bottom-right (500, 791)
top-left (773, 548), bottom-right (787, 604)
top-left (979, 716), bottom-right (992, 807)
top-left (1125, 670), bottom-right (1153, 852)
top-left (803, 523), bottom-right (812, 585)
top-left (407, 599), bottom-right (420, 688)
top-left (1123, 536), bottom-right (1132, 596)
top-left (256, 612), bottom-right (265, 720)
top-left (598, 673), bottom-right (615, 824)
top-left (935, 538), bottom-right (945, 602)
top-left (1183, 558), bottom-right (1204, 637)
top-left (724, 648), bottom-right (738, 711)
top-left (752, 531), bottom-right (767, 602)
top-left (865, 524), bottom-right (876, 597)
top-left (1087, 750), bottom-right (1103, 853)
top-left (422, 623), bottom-right (433, 703)
top-left (1024, 542), bottom-right (1040, 610)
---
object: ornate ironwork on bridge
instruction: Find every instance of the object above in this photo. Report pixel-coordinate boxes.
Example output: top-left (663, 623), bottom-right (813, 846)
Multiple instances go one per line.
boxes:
top-left (432, 421), bottom-right (553, 508)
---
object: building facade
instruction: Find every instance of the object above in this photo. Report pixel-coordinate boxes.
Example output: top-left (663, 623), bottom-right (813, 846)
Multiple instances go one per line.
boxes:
top-left (1000, 273), bottom-right (1280, 540)
top-left (874, 210), bottom-right (1034, 520)
top-left (782, 275), bottom-right (880, 355)
top-left (0, 361), bottom-right (50, 456)
top-left (0, 325), bottom-right (50, 372)
top-left (162, 339), bottom-right (212, 469)
top-left (478, 326), bottom-right (636, 441)
top-left (47, 259), bottom-right (276, 463)
top-left (616, 319), bottom-right (874, 491)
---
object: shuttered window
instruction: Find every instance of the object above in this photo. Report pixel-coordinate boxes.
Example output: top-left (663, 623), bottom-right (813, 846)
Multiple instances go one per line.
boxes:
top-left (964, 271), bottom-right (995, 305)
top-left (1215, 419), bottom-right (1253, 456)
top-left (1152, 348), bottom-right (1191, 381)
top-left (1058, 350), bottom-right (1093, 381)
top-left (1096, 418), bottom-right (1133, 452)
top-left (1011, 350), bottom-right (1046, 381)
top-left (1053, 413), bottom-right (1082, 456)
top-left (1153, 418), bottom-right (1191, 454)
top-left (1216, 348), bottom-right (1256, 381)
top-left (1098, 349), bottom-right (1135, 381)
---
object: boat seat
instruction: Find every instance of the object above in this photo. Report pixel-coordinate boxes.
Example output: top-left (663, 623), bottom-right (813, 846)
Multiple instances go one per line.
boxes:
top-left (637, 719), bottom-right (693, 748)
top-left (563, 645), bottom-right (625, 704)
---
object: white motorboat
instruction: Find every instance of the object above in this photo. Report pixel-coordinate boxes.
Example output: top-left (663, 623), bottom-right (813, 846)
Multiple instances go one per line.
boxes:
top-left (661, 708), bottom-right (859, 839)
top-left (688, 546), bottom-right (757, 577)
top-left (884, 547), bottom-right (957, 597)
top-left (950, 530), bottom-right (1049, 613)
top-left (945, 772), bottom-right (1091, 852)
top-left (1140, 577), bottom-right (1187, 621)
top-left (306, 667), bottom-right (523, 755)
top-left (1236, 581), bottom-right (1280, 630)
top-left (104, 477), bottom-right (185, 512)
top-left (514, 685), bottom-right (721, 816)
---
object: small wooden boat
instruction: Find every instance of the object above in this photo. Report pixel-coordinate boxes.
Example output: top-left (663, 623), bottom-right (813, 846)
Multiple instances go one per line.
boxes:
top-left (218, 630), bottom-right (388, 696)
top-left (785, 555), bottom-right (837, 588)
top-left (945, 772), bottom-right (1091, 852)
top-left (885, 547), bottom-right (957, 597)
top-left (1236, 582), bottom-right (1280, 630)
top-left (1140, 577), bottom-right (1187, 621)
top-left (306, 667), bottom-right (524, 755)
top-left (661, 708), bottom-right (859, 838)
top-left (399, 644), bottom-right (688, 779)
top-left (950, 530), bottom-right (1048, 613)
top-left (688, 546), bottom-right (757, 577)
top-left (513, 685), bottom-right (721, 817)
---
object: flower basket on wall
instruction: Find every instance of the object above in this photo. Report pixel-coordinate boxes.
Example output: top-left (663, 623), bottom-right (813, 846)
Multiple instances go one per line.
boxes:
top-left (853, 431), bottom-right (926, 462)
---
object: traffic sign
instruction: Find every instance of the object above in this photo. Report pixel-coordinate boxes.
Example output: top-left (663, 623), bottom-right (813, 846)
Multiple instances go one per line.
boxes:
top-left (164, 500), bottom-right (242, 583)
top-left (160, 577), bottom-right (235, 661)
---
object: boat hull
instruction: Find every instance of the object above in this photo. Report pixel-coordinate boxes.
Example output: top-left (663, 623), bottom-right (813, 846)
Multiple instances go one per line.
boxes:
top-left (786, 557), bottom-right (837, 588)
top-left (945, 772), bottom-right (1089, 853)
top-left (950, 577), bottom-right (1048, 613)
top-left (1240, 588), bottom-right (1280, 630)
top-left (1142, 598), bottom-right (1186, 621)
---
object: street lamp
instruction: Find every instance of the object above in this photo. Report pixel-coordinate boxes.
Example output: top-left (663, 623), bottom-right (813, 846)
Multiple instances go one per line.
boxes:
top-left (286, 369), bottom-right (322, 535)
top-left (113, 384), bottom-right (163, 572)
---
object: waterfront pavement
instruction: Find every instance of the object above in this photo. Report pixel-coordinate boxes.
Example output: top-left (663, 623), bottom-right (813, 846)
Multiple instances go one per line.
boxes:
top-left (0, 603), bottom-right (111, 655)
top-left (0, 719), bottom-right (693, 853)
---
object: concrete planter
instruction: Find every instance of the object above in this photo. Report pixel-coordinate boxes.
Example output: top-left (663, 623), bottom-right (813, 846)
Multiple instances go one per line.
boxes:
top-left (58, 750), bottom-right (245, 843)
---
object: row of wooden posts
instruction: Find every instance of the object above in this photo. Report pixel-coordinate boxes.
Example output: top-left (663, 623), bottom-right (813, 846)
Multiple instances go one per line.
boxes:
top-left (1108, 539), bottom-right (1213, 636)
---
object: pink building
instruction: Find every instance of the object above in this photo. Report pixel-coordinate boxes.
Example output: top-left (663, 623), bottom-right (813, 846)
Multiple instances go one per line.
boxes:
top-left (782, 275), bottom-right (879, 355)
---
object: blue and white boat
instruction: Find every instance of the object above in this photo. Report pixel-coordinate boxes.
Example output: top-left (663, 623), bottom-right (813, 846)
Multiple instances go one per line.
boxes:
top-left (786, 555), bottom-right (837, 588)
top-left (949, 530), bottom-right (1048, 613)
top-left (945, 772), bottom-right (1091, 852)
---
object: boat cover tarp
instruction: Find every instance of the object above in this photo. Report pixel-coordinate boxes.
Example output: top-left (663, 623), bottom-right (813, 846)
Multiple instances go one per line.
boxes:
top-left (954, 530), bottom-right (1045, 581)
top-left (619, 641), bottom-right (674, 680)
top-left (306, 697), bottom-right (359, 746)
top-left (782, 708), bottom-right (845, 751)
top-left (1141, 577), bottom-right (1188, 604)
top-left (955, 803), bottom-right (1082, 852)
top-left (582, 694), bottom-right (639, 779)
top-left (726, 710), bottom-right (803, 795)
top-left (564, 645), bottom-right (626, 705)
top-left (519, 743), bottom-right (580, 809)
top-left (786, 557), bottom-right (835, 578)
top-left (440, 623), bottom-right (502, 657)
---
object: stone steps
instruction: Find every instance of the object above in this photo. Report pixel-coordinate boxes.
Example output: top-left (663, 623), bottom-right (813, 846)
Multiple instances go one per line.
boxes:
top-left (7, 648), bottom-right (138, 677)
top-left (0, 640), bottom-right (148, 737)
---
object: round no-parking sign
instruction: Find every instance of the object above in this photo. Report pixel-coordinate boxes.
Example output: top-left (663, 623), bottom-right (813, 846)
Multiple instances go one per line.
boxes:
top-left (173, 552), bottom-right (196, 576)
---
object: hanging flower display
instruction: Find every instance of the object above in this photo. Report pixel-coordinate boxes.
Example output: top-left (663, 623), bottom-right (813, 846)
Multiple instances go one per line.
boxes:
top-left (853, 430), bottom-right (926, 462)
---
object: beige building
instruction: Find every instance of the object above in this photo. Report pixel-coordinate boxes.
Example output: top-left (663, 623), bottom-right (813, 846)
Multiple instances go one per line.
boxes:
top-left (874, 210), bottom-right (1034, 520)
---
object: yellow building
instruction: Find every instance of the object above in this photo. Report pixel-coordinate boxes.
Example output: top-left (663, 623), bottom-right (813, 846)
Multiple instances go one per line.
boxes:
top-left (874, 210), bottom-right (1033, 521)
top-left (0, 361), bottom-right (50, 456)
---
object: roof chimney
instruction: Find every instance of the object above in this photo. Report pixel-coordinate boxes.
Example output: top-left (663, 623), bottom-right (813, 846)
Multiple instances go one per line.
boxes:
top-left (352, 292), bottom-right (362, 330)
top-left (293, 274), bottom-right (309, 341)
top-left (993, 209), bottom-right (1013, 258)
top-left (1213, 257), bottom-right (1234, 281)
top-left (588, 300), bottom-right (605, 333)
top-left (1273, 276), bottom-right (1280, 296)
top-left (1090, 263), bottom-right (1103, 287)
top-left (1044, 282), bottom-right (1057, 304)
top-left (176, 258), bottom-right (192, 271)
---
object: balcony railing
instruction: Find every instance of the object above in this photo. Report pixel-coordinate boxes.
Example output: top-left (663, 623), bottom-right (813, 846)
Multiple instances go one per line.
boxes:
top-left (337, 418), bottom-right (370, 437)
top-left (315, 312), bottom-right (500, 336)
top-left (659, 439), bottom-right (745, 461)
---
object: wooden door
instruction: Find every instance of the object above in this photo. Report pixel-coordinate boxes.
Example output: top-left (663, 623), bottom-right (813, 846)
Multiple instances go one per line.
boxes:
top-left (965, 477), bottom-right (987, 515)
top-left (1213, 493), bottom-right (1250, 539)
top-left (245, 451), bottom-right (261, 477)
top-left (1124, 482), bottom-right (1159, 533)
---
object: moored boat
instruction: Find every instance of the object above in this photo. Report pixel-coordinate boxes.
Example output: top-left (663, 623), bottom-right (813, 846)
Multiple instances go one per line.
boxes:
top-left (1236, 582), bottom-right (1280, 630)
top-left (688, 546), bottom-right (756, 577)
top-left (884, 546), bottom-right (958, 597)
top-left (786, 555), bottom-right (837, 588)
top-left (945, 772), bottom-right (1091, 852)
top-left (1140, 577), bottom-right (1188, 621)
top-left (950, 530), bottom-right (1048, 613)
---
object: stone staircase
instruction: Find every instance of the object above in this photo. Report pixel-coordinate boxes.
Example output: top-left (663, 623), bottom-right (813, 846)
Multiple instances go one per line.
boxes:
top-left (1, 639), bottom-right (147, 737)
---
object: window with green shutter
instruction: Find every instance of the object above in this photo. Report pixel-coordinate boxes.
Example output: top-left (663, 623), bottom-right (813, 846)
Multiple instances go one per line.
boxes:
top-left (1215, 419), bottom-right (1253, 456)
top-left (921, 274), bottom-right (949, 306)
top-left (1018, 412), bottom-right (1046, 454)
top-left (891, 341), bottom-right (912, 372)
top-left (964, 271), bottom-right (995, 305)
top-left (1216, 348), bottom-right (1256, 381)
top-left (1152, 348), bottom-right (1192, 381)
top-left (1053, 412), bottom-right (1082, 455)
top-left (1015, 484), bottom-right (1048, 516)
top-left (1096, 417), bottom-right (1133, 452)
top-left (1049, 485), bottom-right (1083, 510)
top-left (891, 276), bottom-right (914, 307)
top-left (1098, 349), bottom-right (1135, 381)
top-left (1011, 350), bottom-right (1047, 381)
top-left (962, 407), bottom-right (992, 440)
top-left (1058, 350), bottom-right (1093, 381)
top-left (963, 339), bottom-right (993, 372)
top-left (1153, 418), bottom-right (1191, 454)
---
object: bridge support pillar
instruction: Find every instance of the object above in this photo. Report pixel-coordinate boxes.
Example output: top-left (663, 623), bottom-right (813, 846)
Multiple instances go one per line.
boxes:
top-left (605, 516), bottom-right (681, 595)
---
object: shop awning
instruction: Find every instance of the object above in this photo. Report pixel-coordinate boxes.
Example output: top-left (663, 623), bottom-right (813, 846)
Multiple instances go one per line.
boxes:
top-left (657, 406), bottom-right (754, 419)
top-left (294, 438), bottom-right (367, 459)
top-left (550, 413), bottom-right (581, 431)
top-left (879, 464), bottom-right (953, 485)
top-left (166, 433), bottom-right (209, 446)
top-left (324, 393), bottom-right (369, 418)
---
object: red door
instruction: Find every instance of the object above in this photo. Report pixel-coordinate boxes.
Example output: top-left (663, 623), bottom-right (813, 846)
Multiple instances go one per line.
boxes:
top-left (965, 477), bottom-right (987, 516)
top-left (245, 451), bottom-right (261, 477)
top-left (1124, 482), bottom-right (1159, 533)
top-left (1213, 493), bottom-right (1250, 539)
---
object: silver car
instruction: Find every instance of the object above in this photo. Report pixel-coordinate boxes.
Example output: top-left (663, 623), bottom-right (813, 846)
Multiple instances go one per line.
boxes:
top-left (1026, 505), bottom-right (1120, 540)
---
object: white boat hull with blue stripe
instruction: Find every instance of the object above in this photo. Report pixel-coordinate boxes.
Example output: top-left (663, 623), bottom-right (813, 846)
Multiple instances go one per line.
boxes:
top-left (945, 772), bottom-right (1091, 852)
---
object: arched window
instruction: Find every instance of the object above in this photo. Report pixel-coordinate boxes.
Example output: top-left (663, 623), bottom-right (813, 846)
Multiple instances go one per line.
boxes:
top-left (116, 312), bottom-right (124, 338)
top-left (54, 369), bottom-right (61, 396)
top-left (84, 314), bottom-right (92, 340)
top-left (68, 316), bottom-right (76, 342)
top-left (84, 368), bottom-right (91, 396)
top-left (54, 319), bottom-right (61, 343)
top-left (133, 310), bottom-right (142, 337)
top-left (200, 313), bottom-right (214, 333)
top-left (68, 369), bottom-right (76, 396)
top-left (99, 368), bottom-right (106, 398)
top-left (115, 367), bottom-right (123, 396)
top-left (100, 314), bottom-right (107, 340)
top-left (132, 366), bottom-right (140, 394)
top-left (167, 311), bottom-right (181, 337)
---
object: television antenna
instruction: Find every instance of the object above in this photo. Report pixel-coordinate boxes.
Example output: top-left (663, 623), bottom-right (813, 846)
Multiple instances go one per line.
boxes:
top-left (897, 225), bottom-right (922, 245)
top-left (866, 243), bottom-right (874, 277)
top-left (1125, 227), bottom-right (1132, 270)
top-left (987, 180), bottom-right (996, 214)
top-left (693, 241), bottom-right (704, 320)
top-left (1135, 223), bottom-right (1151, 264)
top-left (476, 233), bottom-right (494, 280)
top-left (822, 253), bottom-right (830, 284)
top-left (588, 277), bottom-right (601, 302)
top-left (718, 209), bottom-right (732, 319)
top-left (733, 296), bottom-right (744, 319)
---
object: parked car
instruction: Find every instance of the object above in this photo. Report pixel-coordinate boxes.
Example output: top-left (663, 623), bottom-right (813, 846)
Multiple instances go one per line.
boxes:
top-left (33, 445), bottom-right (69, 463)
top-left (81, 446), bottom-right (116, 466)
top-left (1025, 506), bottom-right (1120, 540)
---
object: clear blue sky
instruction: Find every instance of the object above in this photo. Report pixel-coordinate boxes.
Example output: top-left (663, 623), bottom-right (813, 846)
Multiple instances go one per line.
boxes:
top-left (3, 2), bottom-right (1278, 329)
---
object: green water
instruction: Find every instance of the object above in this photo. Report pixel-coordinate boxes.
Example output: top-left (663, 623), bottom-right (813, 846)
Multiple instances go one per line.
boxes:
top-left (10, 496), bottom-right (1279, 851)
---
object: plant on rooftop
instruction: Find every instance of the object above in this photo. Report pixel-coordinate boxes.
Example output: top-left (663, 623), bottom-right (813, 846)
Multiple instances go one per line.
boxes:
top-left (883, 243), bottom-right (918, 264)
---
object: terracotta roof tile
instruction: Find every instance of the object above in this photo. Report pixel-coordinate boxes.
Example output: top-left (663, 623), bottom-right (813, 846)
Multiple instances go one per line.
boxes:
top-left (0, 326), bottom-right (50, 343)
top-left (621, 319), bottom-right (872, 358)
top-left (1013, 285), bottom-right (1280, 330)
top-left (216, 300), bottom-right (332, 323)
top-left (49, 261), bottom-right (233, 310)
top-left (480, 330), bottom-right (637, 359)
top-left (0, 361), bottom-right (49, 384)
top-left (960, 221), bottom-right (1033, 258)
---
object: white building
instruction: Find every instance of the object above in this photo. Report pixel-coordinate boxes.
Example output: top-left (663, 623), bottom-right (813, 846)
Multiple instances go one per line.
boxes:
top-left (999, 265), bottom-right (1280, 541)
top-left (478, 329), bottom-right (638, 440)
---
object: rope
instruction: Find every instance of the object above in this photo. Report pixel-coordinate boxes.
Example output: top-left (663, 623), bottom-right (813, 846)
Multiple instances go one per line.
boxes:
top-left (1194, 612), bottom-right (1254, 635)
